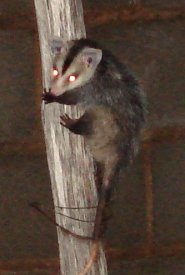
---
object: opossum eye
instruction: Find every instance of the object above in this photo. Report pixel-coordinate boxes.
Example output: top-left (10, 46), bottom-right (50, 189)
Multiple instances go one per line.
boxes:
top-left (52, 67), bottom-right (59, 78)
top-left (68, 74), bottom-right (78, 83)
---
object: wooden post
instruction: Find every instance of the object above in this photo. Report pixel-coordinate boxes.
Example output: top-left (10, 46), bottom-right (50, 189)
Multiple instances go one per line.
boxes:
top-left (33, 0), bottom-right (108, 274)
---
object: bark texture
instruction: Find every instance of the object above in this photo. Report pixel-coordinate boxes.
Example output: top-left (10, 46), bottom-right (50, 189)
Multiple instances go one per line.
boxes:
top-left (34, 0), bottom-right (108, 274)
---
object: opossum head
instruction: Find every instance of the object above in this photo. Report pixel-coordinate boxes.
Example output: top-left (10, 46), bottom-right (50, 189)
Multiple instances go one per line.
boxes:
top-left (50, 39), bottom-right (102, 97)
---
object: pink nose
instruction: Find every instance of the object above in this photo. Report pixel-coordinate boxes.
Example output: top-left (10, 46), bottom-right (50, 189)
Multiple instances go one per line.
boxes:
top-left (50, 88), bottom-right (58, 96)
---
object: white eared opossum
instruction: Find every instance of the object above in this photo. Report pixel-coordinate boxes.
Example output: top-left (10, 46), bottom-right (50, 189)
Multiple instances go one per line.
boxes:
top-left (43, 38), bottom-right (146, 240)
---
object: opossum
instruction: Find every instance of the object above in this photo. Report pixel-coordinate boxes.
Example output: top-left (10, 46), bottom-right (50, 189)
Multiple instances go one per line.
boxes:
top-left (42, 38), bottom-right (146, 240)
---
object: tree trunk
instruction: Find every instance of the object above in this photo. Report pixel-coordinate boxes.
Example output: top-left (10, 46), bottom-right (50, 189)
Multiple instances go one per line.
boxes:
top-left (33, 0), bottom-right (108, 274)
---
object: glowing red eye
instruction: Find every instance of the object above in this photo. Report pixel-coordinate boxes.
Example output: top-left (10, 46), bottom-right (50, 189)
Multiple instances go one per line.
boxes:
top-left (68, 74), bottom-right (77, 82)
top-left (53, 68), bottom-right (59, 78)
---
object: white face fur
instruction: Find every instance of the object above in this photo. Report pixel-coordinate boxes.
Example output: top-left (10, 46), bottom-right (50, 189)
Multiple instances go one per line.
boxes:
top-left (50, 41), bottom-right (102, 96)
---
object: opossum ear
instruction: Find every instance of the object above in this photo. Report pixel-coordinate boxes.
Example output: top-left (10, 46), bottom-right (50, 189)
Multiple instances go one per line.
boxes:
top-left (81, 48), bottom-right (102, 68)
top-left (50, 38), bottom-right (65, 54)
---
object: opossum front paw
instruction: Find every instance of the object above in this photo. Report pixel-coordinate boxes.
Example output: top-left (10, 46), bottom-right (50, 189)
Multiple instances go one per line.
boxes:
top-left (60, 114), bottom-right (78, 130)
top-left (42, 88), bottom-right (55, 104)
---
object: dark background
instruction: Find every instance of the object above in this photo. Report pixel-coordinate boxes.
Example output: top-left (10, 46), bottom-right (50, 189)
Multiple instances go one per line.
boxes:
top-left (0, 0), bottom-right (185, 274)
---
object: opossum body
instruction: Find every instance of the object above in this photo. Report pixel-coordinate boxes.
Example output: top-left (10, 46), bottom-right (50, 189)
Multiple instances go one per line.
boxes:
top-left (43, 38), bottom-right (146, 239)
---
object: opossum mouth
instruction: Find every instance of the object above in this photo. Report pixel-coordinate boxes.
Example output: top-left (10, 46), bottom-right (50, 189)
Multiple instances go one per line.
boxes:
top-left (55, 90), bottom-right (80, 105)
top-left (50, 89), bottom-right (65, 97)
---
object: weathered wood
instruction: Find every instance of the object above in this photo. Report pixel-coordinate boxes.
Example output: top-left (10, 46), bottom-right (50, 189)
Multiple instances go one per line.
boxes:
top-left (33, 0), bottom-right (108, 274)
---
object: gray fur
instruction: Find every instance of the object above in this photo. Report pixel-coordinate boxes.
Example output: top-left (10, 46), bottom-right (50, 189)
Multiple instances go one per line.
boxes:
top-left (43, 38), bottom-right (146, 239)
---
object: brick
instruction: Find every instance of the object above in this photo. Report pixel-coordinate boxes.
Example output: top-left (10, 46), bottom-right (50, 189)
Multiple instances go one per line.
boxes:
top-left (83, 0), bottom-right (134, 9)
top-left (152, 142), bottom-right (185, 243)
top-left (143, 0), bottom-right (185, 8)
top-left (0, 1), bottom-right (33, 17)
top-left (109, 257), bottom-right (185, 275)
top-left (0, 31), bottom-right (39, 142)
top-left (0, 155), bottom-right (58, 260)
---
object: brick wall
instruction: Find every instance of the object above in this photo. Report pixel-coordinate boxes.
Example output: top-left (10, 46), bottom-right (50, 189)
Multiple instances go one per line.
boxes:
top-left (0, 1), bottom-right (185, 274)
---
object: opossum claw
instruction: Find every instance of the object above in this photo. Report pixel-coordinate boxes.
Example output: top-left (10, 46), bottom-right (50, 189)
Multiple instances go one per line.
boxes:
top-left (60, 114), bottom-right (77, 129)
top-left (42, 88), bottom-right (55, 104)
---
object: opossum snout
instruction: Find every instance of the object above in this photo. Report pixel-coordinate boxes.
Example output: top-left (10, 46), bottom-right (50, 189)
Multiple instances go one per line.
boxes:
top-left (50, 82), bottom-right (66, 96)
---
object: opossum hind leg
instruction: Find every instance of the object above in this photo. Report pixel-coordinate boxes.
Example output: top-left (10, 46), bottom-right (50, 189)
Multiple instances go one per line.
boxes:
top-left (94, 161), bottom-right (104, 194)
top-left (93, 157), bottom-right (119, 240)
